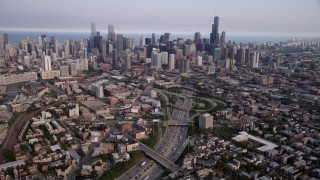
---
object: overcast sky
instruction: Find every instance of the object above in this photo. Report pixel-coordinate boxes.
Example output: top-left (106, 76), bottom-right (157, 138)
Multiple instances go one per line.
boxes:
top-left (0, 0), bottom-right (319, 36)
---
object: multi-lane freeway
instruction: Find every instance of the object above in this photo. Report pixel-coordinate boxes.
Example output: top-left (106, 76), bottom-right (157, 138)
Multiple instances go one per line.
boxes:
top-left (118, 89), bottom-right (193, 180)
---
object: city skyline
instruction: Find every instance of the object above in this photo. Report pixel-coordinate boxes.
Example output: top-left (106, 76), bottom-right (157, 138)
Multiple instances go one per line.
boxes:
top-left (0, 0), bottom-right (320, 36)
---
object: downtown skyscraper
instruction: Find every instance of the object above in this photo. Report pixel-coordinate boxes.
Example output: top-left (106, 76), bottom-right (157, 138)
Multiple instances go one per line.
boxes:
top-left (0, 32), bottom-right (3, 49)
top-left (91, 22), bottom-right (97, 37)
top-left (108, 24), bottom-right (116, 42)
top-left (210, 16), bottom-right (220, 46)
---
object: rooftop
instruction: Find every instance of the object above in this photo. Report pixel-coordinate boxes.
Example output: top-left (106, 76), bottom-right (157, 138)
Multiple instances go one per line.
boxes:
top-left (232, 131), bottom-right (278, 152)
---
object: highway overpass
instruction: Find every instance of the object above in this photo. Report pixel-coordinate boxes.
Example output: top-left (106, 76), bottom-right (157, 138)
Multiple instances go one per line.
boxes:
top-left (137, 142), bottom-right (182, 173)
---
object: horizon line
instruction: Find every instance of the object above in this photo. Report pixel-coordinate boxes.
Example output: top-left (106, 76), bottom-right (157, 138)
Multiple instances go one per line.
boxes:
top-left (1, 27), bottom-right (320, 38)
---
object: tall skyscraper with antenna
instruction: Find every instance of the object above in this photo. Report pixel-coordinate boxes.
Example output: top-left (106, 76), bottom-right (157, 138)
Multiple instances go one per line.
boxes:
top-left (108, 24), bottom-right (116, 42)
top-left (210, 16), bottom-right (220, 46)
top-left (0, 32), bottom-right (3, 49)
top-left (91, 22), bottom-right (97, 37)
top-left (3, 33), bottom-right (8, 48)
top-left (152, 33), bottom-right (156, 45)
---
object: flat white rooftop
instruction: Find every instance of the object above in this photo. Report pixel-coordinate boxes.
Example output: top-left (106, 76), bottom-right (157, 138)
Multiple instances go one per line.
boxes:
top-left (232, 131), bottom-right (278, 152)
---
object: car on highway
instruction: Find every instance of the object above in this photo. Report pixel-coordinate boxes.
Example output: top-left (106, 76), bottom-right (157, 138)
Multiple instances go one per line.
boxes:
top-left (141, 161), bottom-right (146, 167)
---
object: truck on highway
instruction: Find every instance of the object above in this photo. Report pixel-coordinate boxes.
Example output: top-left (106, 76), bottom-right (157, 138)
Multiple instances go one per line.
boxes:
top-left (140, 161), bottom-right (146, 167)
top-left (143, 176), bottom-right (149, 180)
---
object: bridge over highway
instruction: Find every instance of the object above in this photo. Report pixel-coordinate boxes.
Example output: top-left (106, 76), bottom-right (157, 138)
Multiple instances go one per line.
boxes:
top-left (137, 142), bottom-right (182, 173)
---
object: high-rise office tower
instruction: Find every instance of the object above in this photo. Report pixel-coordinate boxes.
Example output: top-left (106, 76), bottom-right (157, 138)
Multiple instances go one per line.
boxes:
top-left (112, 49), bottom-right (118, 69)
top-left (84, 47), bottom-right (87, 59)
top-left (145, 38), bottom-right (151, 45)
top-left (52, 53), bottom-right (57, 62)
top-left (108, 44), bottom-right (113, 54)
top-left (220, 31), bottom-right (226, 47)
top-left (108, 24), bottom-right (116, 42)
top-left (124, 37), bottom-right (134, 50)
top-left (0, 32), bottom-right (3, 49)
top-left (179, 59), bottom-right (190, 74)
top-left (245, 48), bottom-right (251, 64)
top-left (116, 34), bottom-right (124, 52)
top-left (140, 35), bottom-right (145, 47)
top-left (169, 54), bottom-right (175, 70)
top-left (190, 43), bottom-right (196, 55)
top-left (221, 47), bottom-right (228, 60)
top-left (194, 32), bottom-right (201, 44)
top-left (124, 53), bottom-right (131, 70)
top-left (151, 51), bottom-right (162, 69)
top-left (237, 48), bottom-right (246, 65)
top-left (213, 48), bottom-right (222, 61)
top-left (84, 57), bottom-right (89, 71)
top-left (69, 63), bottom-right (77, 76)
top-left (161, 52), bottom-right (168, 64)
top-left (22, 41), bottom-right (28, 52)
top-left (210, 16), bottom-right (220, 46)
top-left (152, 33), bottom-right (156, 45)
top-left (94, 31), bottom-right (103, 51)
top-left (41, 35), bottom-right (48, 52)
top-left (51, 36), bottom-right (59, 54)
top-left (3, 33), bottom-right (8, 48)
top-left (42, 53), bottom-right (52, 71)
top-left (89, 36), bottom-right (94, 50)
top-left (24, 56), bottom-right (30, 68)
top-left (102, 44), bottom-right (107, 61)
top-left (160, 34), bottom-right (169, 45)
top-left (64, 40), bottom-right (70, 59)
top-left (250, 52), bottom-right (259, 68)
top-left (196, 56), bottom-right (203, 66)
top-left (228, 46), bottom-right (233, 60)
top-left (91, 22), bottom-right (97, 37)
top-left (159, 43), bottom-right (167, 52)
top-left (229, 45), bottom-right (237, 60)
top-left (199, 113), bottom-right (214, 129)
top-left (183, 45), bottom-right (191, 56)
top-left (51, 36), bottom-right (56, 45)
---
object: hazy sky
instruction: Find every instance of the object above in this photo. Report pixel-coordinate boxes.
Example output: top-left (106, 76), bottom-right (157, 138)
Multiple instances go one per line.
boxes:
top-left (0, 0), bottom-right (320, 36)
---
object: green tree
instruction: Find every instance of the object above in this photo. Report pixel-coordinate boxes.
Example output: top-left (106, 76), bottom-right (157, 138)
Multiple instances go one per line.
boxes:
top-left (4, 149), bottom-right (15, 161)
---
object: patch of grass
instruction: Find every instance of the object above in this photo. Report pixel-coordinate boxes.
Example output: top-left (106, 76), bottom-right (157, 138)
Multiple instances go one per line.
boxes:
top-left (167, 87), bottom-right (182, 94)
top-left (212, 126), bottom-right (238, 140)
top-left (209, 101), bottom-right (225, 113)
top-left (140, 125), bottom-right (159, 148)
top-left (26, 103), bottom-right (39, 114)
top-left (159, 168), bottom-right (172, 178)
top-left (168, 95), bottom-right (178, 104)
top-left (98, 151), bottom-right (145, 180)
top-left (3, 149), bottom-right (15, 161)
top-left (188, 116), bottom-right (200, 136)
top-left (246, 163), bottom-right (268, 173)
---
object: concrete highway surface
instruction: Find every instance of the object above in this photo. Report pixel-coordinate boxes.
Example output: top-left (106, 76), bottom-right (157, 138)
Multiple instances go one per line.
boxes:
top-left (118, 89), bottom-right (193, 180)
